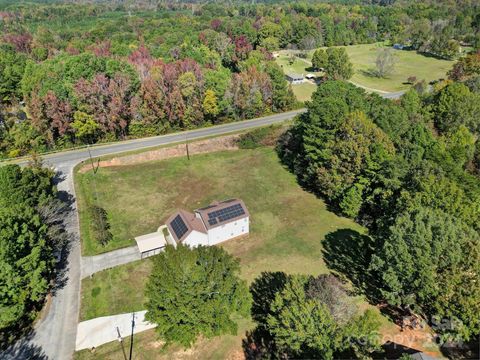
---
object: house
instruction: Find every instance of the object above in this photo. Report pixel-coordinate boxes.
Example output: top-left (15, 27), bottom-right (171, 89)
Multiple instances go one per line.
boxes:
top-left (393, 43), bottom-right (405, 50)
top-left (166, 199), bottom-right (250, 247)
top-left (286, 73), bottom-right (304, 84)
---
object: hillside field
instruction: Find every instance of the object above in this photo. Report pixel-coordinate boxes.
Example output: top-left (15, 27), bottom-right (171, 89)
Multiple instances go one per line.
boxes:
top-left (276, 43), bottom-right (456, 99)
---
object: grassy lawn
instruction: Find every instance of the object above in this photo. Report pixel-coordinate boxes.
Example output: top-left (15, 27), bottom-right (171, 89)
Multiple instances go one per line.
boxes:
top-left (291, 82), bottom-right (317, 102)
top-left (76, 148), bottom-right (363, 264)
top-left (336, 43), bottom-right (455, 92)
top-left (76, 147), bottom-right (443, 358)
top-left (75, 316), bottom-right (254, 360)
top-left (80, 259), bottom-right (153, 321)
top-left (275, 43), bottom-right (456, 99)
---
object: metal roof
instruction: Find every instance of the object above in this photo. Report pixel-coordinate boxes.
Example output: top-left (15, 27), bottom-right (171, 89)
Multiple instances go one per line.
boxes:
top-left (135, 232), bottom-right (167, 253)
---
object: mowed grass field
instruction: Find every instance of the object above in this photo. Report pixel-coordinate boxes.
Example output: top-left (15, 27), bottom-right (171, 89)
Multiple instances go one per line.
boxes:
top-left (74, 147), bottom-right (406, 359)
top-left (76, 148), bottom-right (363, 314)
top-left (275, 43), bottom-right (456, 99)
top-left (337, 43), bottom-right (455, 92)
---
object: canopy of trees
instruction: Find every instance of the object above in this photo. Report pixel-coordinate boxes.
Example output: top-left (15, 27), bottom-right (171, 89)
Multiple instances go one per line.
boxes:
top-left (145, 245), bottom-right (251, 348)
top-left (0, 162), bottom-right (66, 344)
top-left (1, 0), bottom-right (479, 158)
top-left (278, 79), bottom-right (480, 341)
top-left (247, 272), bottom-right (381, 359)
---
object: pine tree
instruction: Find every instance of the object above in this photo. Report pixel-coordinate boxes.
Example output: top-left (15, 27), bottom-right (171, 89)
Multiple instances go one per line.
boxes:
top-left (145, 245), bottom-right (251, 347)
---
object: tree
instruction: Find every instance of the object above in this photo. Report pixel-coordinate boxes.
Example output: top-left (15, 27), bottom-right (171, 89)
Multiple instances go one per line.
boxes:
top-left (433, 83), bottom-right (480, 133)
top-left (253, 274), bottom-right (381, 359)
top-left (306, 274), bottom-right (356, 325)
top-left (265, 62), bottom-right (296, 112)
top-left (0, 44), bottom-right (27, 101)
top-left (311, 49), bottom-right (328, 71)
top-left (145, 245), bottom-right (251, 348)
top-left (325, 48), bottom-right (353, 80)
top-left (202, 89), bottom-right (219, 119)
top-left (266, 275), bottom-right (341, 359)
top-left (448, 52), bottom-right (480, 81)
top-left (71, 111), bottom-right (100, 144)
top-left (375, 48), bottom-right (396, 78)
top-left (443, 125), bottom-right (476, 168)
top-left (309, 110), bottom-right (395, 217)
top-left (370, 206), bottom-right (480, 341)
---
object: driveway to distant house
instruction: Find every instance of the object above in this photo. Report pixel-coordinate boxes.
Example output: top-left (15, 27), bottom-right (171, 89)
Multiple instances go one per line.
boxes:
top-left (295, 56), bottom-right (406, 99)
top-left (81, 246), bottom-right (141, 279)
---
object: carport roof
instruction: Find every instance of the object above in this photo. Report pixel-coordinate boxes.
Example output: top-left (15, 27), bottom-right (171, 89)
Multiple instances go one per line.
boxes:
top-left (135, 232), bottom-right (167, 253)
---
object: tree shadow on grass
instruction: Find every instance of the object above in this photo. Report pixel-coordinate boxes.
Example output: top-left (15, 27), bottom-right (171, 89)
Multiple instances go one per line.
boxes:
top-left (243, 271), bottom-right (289, 359)
top-left (322, 229), bottom-right (382, 304)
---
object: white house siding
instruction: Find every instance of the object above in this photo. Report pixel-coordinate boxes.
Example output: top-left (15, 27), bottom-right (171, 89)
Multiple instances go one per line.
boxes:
top-left (207, 217), bottom-right (249, 245)
top-left (183, 230), bottom-right (209, 247)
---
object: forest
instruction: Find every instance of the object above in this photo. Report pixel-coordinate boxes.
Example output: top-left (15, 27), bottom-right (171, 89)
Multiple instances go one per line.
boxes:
top-left (278, 70), bottom-right (480, 343)
top-left (0, 0), bottom-right (479, 158)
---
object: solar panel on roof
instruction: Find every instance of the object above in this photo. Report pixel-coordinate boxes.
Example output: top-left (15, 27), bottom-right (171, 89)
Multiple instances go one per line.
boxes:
top-left (170, 214), bottom-right (188, 239)
top-left (206, 203), bottom-right (245, 225)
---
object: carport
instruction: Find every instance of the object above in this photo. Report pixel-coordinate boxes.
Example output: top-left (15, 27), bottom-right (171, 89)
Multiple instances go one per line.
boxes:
top-left (135, 231), bottom-right (167, 258)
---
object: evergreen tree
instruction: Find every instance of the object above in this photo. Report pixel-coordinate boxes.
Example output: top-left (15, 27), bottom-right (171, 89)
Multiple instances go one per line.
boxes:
top-left (145, 245), bottom-right (251, 347)
top-left (370, 206), bottom-right (480, 340)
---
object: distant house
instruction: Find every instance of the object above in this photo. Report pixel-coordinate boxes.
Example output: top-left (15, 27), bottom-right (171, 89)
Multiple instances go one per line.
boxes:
top-left (393, 43), bottom-right (405, 50)
top-left (286, 73), bottom-right (304, 84)
top-left (166, 199), bottom-right (250, 247)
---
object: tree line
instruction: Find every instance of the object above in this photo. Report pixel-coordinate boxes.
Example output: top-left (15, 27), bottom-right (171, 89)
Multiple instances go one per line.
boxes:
top-left (0, 161), bottom-right (68, 346)
top-left (1, 0), bottom-right (479, 158)
top-left (277, 70), bottom-right (480, 343)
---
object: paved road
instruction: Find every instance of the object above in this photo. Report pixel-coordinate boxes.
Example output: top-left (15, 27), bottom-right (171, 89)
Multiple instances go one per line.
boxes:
top-left (1, 109), bottom-right (304, 360)
top-left (81, 246), bottom-right (141, 279)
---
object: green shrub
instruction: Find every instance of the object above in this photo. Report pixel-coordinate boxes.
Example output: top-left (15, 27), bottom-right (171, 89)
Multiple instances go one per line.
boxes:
top-left (89, 204), bottom-right (112, 246)
top-left (237, 125), bottom-right (281, 149)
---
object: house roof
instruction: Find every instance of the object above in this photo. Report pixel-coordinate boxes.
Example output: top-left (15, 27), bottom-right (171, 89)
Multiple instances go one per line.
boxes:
top-left (135, 232), bottom-right (167, 253)
top-left (195, 199), bottom-right (249, 230)
top-left (166, 209), bottom-right (207, 243)
top-left (410, 352), bottom-right (438, 360)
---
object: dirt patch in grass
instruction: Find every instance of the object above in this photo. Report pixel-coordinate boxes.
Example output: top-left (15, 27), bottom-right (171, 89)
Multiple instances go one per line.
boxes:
top-left (78, 134), bottom-right (240, 173)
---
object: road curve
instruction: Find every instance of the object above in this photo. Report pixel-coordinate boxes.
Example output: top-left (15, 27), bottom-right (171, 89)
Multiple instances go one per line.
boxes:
top-left (2, 109), bottom-right (304, 360)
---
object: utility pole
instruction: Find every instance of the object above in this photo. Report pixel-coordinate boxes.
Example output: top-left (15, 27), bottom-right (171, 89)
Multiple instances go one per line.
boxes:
top-left (87, 144), bottom-right (99, 174)
top-left (185, 135), bottom-right (190, 161)
top-left (116, 326), bottom-right (128, 360)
